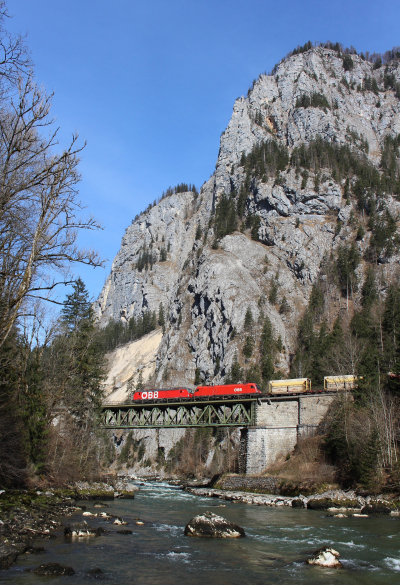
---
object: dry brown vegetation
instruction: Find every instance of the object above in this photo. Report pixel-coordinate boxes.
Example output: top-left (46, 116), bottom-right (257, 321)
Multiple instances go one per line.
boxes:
top-left (264, 435), bottom-right (336, 487)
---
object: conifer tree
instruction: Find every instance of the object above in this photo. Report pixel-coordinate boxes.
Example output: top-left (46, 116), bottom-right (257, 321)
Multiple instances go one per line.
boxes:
top-left (226, 353), bottom-right (243, 383)
top-left (61, 278), bottom-right (91, 331)
top-left (194, 367), bottom-right (201, 386)
top-left (279, 296), bottom-right (290, 315)
top-left (269, 276), bottom-right (279, 304)
top-left (244, 307), bottom-right (254, 331)
top-left (251, 216), bottom-right (261, 241)
top-left (60, 278), bottom-right (106, 420)
top-left (21, 348), bottom-right (48, 471)
top-left (361, 268), bottom-right (377, 308)
top-left (243, 336), bottom-right (254, 358)
top-left (158, 303), bottom-right (165, 333)
top-left (260, 316), bottom-right (274, 381)
top-left (136, 370), bottom-right (144, 392)
top-left (383, 285), bottom-right (400, 387)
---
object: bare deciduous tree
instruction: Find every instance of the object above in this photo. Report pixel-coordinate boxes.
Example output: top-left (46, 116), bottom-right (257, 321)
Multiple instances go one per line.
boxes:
top-left (0, 2), bottom-right (31, 87)
top-left (0, 36), bottom-right (103, 348)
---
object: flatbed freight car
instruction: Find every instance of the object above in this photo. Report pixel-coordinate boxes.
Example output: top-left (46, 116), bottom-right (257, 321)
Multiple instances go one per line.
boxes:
top-left (268, 378), bottom-right (311, 394)
top-left (324, 375), bottom-right (358, 390)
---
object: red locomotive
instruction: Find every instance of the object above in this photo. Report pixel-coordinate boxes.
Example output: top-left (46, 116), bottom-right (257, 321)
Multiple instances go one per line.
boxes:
top-left (132, 383), bottom-right (261, 402)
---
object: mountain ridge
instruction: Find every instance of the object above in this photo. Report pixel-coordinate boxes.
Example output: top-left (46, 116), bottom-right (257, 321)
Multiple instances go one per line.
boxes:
top-left (95, 44), bottom-right (400, 399)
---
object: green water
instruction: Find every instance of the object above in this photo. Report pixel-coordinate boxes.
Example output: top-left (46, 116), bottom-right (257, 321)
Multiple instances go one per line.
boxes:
top-left (1, 482), bottom-right (400, 584)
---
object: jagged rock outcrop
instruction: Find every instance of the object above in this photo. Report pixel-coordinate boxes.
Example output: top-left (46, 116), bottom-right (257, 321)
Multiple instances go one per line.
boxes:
top-left (97, 47), bottom-right (400, 391)
top-left (97, 46), bottom-right (400, 474)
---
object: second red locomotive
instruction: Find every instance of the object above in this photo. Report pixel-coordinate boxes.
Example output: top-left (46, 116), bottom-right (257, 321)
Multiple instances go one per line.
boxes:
top-left (132, 383), bottom-right (261, 402)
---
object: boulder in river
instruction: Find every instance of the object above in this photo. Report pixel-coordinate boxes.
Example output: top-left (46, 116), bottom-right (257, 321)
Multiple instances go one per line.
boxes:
top-left (97, 512), bottom-right (113, 519)
top-left (134, 518), bottom-right (145, 525)
top-left (306, 546), bottom-right (342, 568)
top-left (113, 516), bottom-right (128, 525)
top-left (86, 567), bottom-right (104, 575)
top-left (184, 511), bottom-right (245, 538)
top-left (64, 521), bottom-right (105, 537)
top-left (31, 562), bottom-right (75, 576)
top-left (93, 502), bottom-right (110, 508)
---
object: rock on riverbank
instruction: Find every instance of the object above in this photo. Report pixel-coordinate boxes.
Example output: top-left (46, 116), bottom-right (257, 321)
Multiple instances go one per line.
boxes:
top-left (64, 521), bottom-right (106, 537)
top-left (185, 486), bottom-right (400, 514)
top-left (73, 477), bottom-right (139, 500)
top-left (0, 490), bottom-right (78, 570)
top-left (30, 562), bottom-right (75, 576)
top-left (0, 477), bottom-right (140, 571)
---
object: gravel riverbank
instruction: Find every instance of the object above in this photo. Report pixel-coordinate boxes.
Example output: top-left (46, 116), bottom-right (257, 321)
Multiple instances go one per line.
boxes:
top-left (185, 486), bottom-right (400, 515)
top-left (0, 478), bottom-right (139, 571)
top-left (0, 490), bottom-right (79, 570)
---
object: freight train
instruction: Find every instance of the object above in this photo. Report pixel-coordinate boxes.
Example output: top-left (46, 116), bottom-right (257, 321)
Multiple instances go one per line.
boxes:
top-left (132, 375), bottom-right (358, 403)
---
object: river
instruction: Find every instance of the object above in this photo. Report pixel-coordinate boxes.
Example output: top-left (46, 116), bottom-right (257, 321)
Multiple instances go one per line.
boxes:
top-left (2, 482), bottom-right (400, 584)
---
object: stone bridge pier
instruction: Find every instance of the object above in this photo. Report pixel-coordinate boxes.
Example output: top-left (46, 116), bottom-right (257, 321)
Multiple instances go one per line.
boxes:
top-left (240, 393), bottom-right (338, 474)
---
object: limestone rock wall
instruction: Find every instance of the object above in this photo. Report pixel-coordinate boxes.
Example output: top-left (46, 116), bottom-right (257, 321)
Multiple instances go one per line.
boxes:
top-left (97, 48), bottom-right (400, 391)
top-left (97, 47), bottom-right (400, 474)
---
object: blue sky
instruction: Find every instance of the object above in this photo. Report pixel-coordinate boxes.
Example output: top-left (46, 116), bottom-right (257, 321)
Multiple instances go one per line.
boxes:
top-left (7, 0), bottom-right (400, 302)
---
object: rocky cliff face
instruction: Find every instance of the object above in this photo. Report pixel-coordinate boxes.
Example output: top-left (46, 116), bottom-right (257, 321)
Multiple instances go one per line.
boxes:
top-left (96, 46), bottom-right (400, 396)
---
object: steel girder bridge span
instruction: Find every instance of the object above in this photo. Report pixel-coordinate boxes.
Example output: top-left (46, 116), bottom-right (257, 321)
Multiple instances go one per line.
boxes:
top-left (100, 397), bottom-right (257, 429)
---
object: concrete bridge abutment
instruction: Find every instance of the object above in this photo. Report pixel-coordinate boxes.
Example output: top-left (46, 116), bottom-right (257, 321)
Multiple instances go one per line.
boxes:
top-left (242, 393), bottom-right (338, 474)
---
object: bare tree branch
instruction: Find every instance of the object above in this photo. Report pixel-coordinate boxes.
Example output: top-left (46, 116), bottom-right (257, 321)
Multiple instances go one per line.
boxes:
top-left (0, 75), bottom-right (104, 347)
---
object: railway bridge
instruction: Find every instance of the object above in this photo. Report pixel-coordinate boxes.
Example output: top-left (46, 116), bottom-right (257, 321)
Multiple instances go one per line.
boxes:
top-left (101, 392), bottom-right (339, 474)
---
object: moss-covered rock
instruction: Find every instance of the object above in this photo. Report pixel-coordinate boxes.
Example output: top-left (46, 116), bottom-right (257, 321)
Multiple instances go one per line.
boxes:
top-left (307, 498), bottom-right (333, 510)
top-left (307, 497), bottom-right (361, 511)
top-left (330, 498), bottom-right (361, 509)
top-left (361, 500), bottom-right (400, 514)
top-left (53, 489), bottom-right (78, 500)
top-left (74, 482), bottom-right (114, 501)
top-left (0, 489), bottom-right (77, 570)
top-left (76, 490), bottom-right (114, 500)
